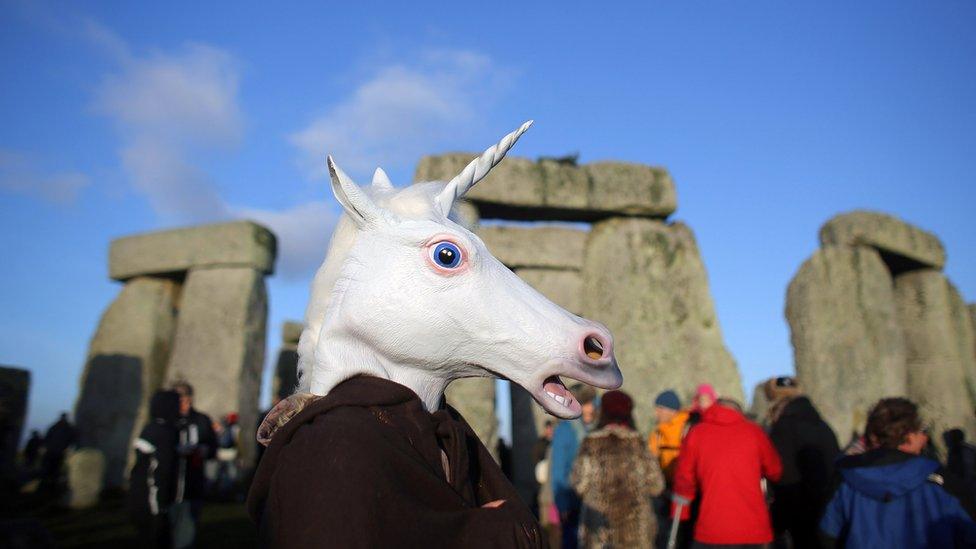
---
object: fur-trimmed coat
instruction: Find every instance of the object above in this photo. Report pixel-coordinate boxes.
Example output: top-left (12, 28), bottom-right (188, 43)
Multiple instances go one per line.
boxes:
top-left (571, 425), bottom-right (665, 548)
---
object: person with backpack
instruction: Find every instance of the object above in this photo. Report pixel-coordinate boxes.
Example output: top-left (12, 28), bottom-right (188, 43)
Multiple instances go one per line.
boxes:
top-left (820, 397), bottom-right (976, 547)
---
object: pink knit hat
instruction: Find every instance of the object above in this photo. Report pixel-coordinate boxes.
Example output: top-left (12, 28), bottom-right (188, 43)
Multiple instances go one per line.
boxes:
top-left (693, 383), bottom-right (718, 409)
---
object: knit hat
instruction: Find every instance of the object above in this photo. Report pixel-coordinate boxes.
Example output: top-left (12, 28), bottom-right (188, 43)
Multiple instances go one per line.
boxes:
top-left (763, 376), bottom-right (801, 402)
top-left (654, 390), bottom-right (681, 411)
top-left (600, 390), bottom-right (634, 425)
top-left (693, 383), bottom-right (718, 410)
top-left (570, 383), bottom-right (598, 405)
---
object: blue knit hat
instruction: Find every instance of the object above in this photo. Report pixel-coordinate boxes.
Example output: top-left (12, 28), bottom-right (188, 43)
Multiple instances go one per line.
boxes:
top-left (654, 390), bottom-right (681, 411)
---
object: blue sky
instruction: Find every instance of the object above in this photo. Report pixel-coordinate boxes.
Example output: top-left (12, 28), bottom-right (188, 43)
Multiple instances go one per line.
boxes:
top-left (2, 1), bottom-right (974, 437)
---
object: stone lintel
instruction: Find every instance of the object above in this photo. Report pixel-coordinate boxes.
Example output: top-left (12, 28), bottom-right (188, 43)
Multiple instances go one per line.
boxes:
top-left (109, 221), bottom-right (277, 281)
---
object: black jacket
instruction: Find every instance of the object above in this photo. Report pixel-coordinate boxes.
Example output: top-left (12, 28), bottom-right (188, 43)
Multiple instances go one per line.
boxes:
top-left (129, 391), bottom-right (181, 522)
top-left (768, 396), bottom-right (840, 547)
top-left (177, 408), bottom-right (216, 501)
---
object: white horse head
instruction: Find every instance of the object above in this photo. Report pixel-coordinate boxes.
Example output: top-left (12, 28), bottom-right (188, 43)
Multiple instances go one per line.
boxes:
top-left (296, 121), bottom-right (622, 419)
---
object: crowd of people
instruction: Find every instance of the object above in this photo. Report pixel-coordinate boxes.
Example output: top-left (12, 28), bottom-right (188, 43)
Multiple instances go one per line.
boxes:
top-left (533, 378), bottom-right (976, 548)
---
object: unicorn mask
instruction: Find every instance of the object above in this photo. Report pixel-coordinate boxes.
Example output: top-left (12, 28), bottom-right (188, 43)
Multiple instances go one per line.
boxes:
top-left (296, 121), bottom-right (623, 419)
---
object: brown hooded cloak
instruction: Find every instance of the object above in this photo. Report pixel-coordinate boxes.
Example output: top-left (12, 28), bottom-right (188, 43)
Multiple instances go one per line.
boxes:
top-left (247, 375), bottom-right (544, 548)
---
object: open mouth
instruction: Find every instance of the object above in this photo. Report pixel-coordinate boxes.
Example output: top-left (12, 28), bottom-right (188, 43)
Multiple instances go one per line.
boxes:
top-left (541, 375), bottom-right (583, 416)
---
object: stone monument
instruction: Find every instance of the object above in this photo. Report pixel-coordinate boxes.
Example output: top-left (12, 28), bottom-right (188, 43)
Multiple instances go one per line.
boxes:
top-left (75, 220), bottom-right (276, 488)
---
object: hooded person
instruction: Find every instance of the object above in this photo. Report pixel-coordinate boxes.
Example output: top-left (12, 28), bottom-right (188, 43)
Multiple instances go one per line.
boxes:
top-left (572, 390), bottom-right (663, 548)
top-left (672, 397), bottom-right (782, 547)
top-left (129, 390), bottom-right (182, 548)
top-left (820, 397), bottom-right (976, 547)
top-left (764, 377), bottom-right (840, 548)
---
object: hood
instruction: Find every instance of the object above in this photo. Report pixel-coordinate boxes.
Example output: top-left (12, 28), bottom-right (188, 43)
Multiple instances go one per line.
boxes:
top-left (837, 449), bottom-right (939, 501)
top-left (778, 396), bottom-right (823, 422)
top-left (149, 390), bottom-right (181, 425)
top-left (702, 403), bottom-right (745, 426)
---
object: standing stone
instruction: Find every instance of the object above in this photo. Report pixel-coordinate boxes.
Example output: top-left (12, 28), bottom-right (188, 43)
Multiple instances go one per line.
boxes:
top-left (894, 270), bottom-right (976, 440)
top-left (514, 269), bottom-right (583, 315)
top-left (66, 448), bottom-right (105, 509)
top-left (786, 245), bottom-right (907, 441)
top-left (273, 321), bottom-right (303, 402)
top-left (445, 378), bottom-right (498, 460)
top-left (582, 218), bottom-right (743, 430)
top-left (0, 366), bottom-right (30, 478)
top-left (166, 267), bottom-right (267, 468)
top-left (75, 277), bottom-right (178, 488)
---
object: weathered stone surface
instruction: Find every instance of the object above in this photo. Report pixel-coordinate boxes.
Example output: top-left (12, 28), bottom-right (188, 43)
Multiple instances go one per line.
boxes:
top-left (166, 267), bottom-right (267, 467)
top-left (477, 226), bottom-right (586, 270)
top-left (66, 448), bottom-right (105, 509)
top-left (895, 270), bottom-right (976, 441)
top-left (514, 268), bottom-right (582, 314)
top-left (110, 221), bottom-right (276, 281)
top-left (819, 211), bottom-right (946, 271)
top-left (415, 154), bottom-right (677, 221)
top-left (75, 277), bottom-right (178, 489)
top-left (282, 321), bottom-right (303, 346)
top-left (582, 218), bottom-right (742, 429)
top-left (445, 378), bottom-right (498, 461)
top-left (749, 379), bottom-right (772, 426)
top-left (0, 366), bottom-right (30, 474)
top-left (786, 245), bottom-right (907, 441)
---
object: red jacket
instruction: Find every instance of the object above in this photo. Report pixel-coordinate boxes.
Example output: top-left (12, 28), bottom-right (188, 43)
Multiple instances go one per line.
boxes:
top-left (672, 404), bottom-right (783, 544)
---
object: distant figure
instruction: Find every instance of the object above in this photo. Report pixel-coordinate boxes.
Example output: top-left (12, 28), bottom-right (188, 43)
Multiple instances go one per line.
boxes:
top-left (944, 428), bottom-right (976, 494)
top-left (764, 377), bottom-right (840, 549)
top-left (533, 420), bottom-right (559, 547)
top-left (23, 430), bottom-right (43, 470)
top-left (129, 390), bottom-right (181, 548)
top-left (821, 397), bottom-right (976, 547)
top-left (214, 412), bottom-right (241, 499)
top-left (40, 412), bottom-right (77, 489)
top-left (686, 383), bottom-right (717, 430)
top-left (672, 399), bottom-right (783, 547)
top-left (550, 383), bottom-right (598, 549)
top-left (572, 390), bottom-right (664, 548)
top-left (648, 389), bottom-right (690, 548)
top-left (171, 381), bottom-right (216, 549)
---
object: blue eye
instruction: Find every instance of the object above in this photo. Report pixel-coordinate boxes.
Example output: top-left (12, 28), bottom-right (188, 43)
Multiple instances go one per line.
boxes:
top-left (432, 241), bottom-right (463, 269)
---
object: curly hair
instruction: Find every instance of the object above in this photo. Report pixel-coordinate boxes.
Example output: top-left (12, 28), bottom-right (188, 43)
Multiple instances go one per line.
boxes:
top-left (865, 397), bottom-right (922, 449)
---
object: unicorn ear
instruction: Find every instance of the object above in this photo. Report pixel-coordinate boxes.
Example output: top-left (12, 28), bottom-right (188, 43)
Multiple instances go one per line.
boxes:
top-left (371, 167), bottom-right (394, 191)
top-left (328, 156), bottom-right (383, 228)
top-left (434, 120), bottom-right (533, 216)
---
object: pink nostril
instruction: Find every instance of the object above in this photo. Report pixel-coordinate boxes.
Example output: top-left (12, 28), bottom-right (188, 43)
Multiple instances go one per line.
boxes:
top-left (581, 333), bottom-right (611, 362)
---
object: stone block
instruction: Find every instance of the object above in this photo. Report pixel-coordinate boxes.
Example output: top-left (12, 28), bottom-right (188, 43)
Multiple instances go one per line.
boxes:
top-left (582, 218), bottom-right (742, 430)
top-left (514, 268), bottom-right (582, 314)
top-left (895, 270), bottom-right (976, 442)
top-left (415, 154), bottom-right (677, 221)
top-left (74, 277), bottom-right (178, 489)
top-left (165, 267), bottom-right (267, 468)
top-left (445, 377), bottom-right (498, 461)
top-left (477, 225), bottom-right (586, 270)
top-left (110, 221), bottom-right (276, 281)
top-left (282, 321), bottom-right (303, 346)
top-left (66, 448), bottom-right (105, 509)
top-left (786, 245), bottom-right (907, 441)
top-left (819, 211), bottom-right (945, 271)
top-left (0, 366), bottom-right (30, 472)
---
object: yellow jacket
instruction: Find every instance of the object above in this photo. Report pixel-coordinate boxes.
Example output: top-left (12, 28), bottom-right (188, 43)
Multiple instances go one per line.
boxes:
top-left (648, 410), bottom-right (689, 483)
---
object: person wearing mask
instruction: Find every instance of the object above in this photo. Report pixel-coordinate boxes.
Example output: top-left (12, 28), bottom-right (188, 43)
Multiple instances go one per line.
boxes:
top-left (171, 381), bottom-right (217, 548)
top-left (550, 383), bottom-right (598, 549)
top-left (672, 396), bottom-right (782, 547)
top-left (820, 398), bottom-right (976, 547)
top-left (764, 377), bottom-right (840, 549)
top-left (572, 390), bottom-right (664, 548)
top-left (129, 390), bottom-right (182, 548)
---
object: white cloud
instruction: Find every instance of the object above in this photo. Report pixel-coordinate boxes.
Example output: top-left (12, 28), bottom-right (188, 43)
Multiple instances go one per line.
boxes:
top-left (235, 202), bottom-right (340, 280)
top-left (291, 50), bottom-right (511, 179)
top-left (93, 37), bottom-right (242, 222)
top-left (0, 150), bottom-right (89, 204)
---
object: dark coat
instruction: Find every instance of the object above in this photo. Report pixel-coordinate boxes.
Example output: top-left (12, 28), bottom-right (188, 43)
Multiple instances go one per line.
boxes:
top-left (129, 391), bottom-right (181, 547)
top-left (820, 448), bottom-right (976, 547)
top-left (768, 396), bottom-right (840, 547)
top-left (176, 407), bottom-right (216, 501)
top-left (247, 375), bottom-right (544, 548)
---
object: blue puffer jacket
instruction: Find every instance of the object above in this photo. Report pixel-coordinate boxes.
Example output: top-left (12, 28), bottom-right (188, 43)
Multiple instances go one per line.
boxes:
top-left (820, 448), bottom-right (976, 548)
